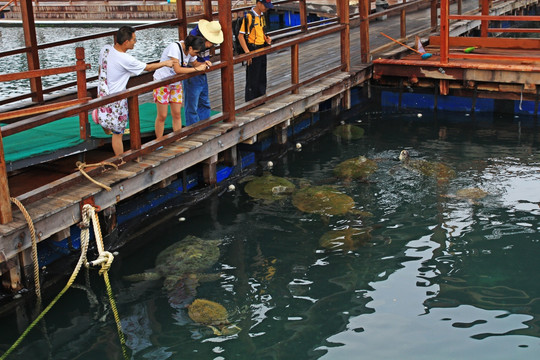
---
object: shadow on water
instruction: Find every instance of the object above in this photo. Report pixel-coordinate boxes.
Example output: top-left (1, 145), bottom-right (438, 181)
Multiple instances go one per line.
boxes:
top-left (1, 103), bottom-right (540, 359)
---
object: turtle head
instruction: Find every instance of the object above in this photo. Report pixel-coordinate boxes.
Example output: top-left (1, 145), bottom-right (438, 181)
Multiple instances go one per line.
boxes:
top-left (399, 150), bottom-right (410, 162)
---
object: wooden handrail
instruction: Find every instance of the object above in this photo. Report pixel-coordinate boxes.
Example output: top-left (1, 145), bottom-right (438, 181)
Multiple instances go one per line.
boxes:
top-left (0, 97), bottom-right (90, 122)
top-left (0, 0), bottom-right (17, 12)
top-left (0, 64), bottom-right (89, 82)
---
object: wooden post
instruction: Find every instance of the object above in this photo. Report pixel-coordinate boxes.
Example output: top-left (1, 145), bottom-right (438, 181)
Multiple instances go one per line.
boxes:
top-left (177, 0), bottom-right (187, 39)
top-left (127, 96), bottom-right (141, 151)
top-left (203, 154), bottom-right (218, 185)
top-left (275, 121), bottom-right (289, 145)
top-left (0, 130), bottom-right (12, 224)
top-left (224, 145), bottom-right (237, 166)
top-left (440, 0), bottom-right (449, 64)
top-left (202, 0), bottom-right (212, 20)
top-left (299, 0), bottom-right (308, 32)
top-left (291, 44), bottom-right (299, 94)
top-left (359, 0), bottom-right (370, 63)
top-left (430, 0), bottom-right (438, 31)
top-left (481, 0), bottom-right (489, 37)
top-left (219, 0), bottom-right (235, 123)
top-left (76, 47), bottom-right (89, 140)
top-left (337, 0), bottom-right (350, 72)
top-left (20, 0), bottom-right (43, 103)
top-left (458, 0), bottom-right (462, 14)
top-left (400, 0), bottom-right (407, 38)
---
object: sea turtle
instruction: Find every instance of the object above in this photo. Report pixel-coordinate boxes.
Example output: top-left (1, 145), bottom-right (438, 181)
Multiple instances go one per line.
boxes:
top-left (319, 226), bottom-right (373, 251)
top-left (442, 187), bottom-right (488, 205)
top-left (187, 299), bottom-right (241, 336)
top-left (333, 124), bottom-right (365, 140)
top-left (333, 156), bottom-right (378, 181)
top-left (123, 235), bottom-right (221, 293)
top-left (455, 187), bottom-right (488, 200)
top-left (399, 149), bottom-right (455, 184)
top-left (244, 174), bottom-right (296, 201)
top-left (292, 185), bottom-right (356, 216)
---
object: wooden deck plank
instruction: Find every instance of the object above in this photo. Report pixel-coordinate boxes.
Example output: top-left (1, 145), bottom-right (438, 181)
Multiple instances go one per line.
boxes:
top-left (176, 140), bottom-right (203, 149)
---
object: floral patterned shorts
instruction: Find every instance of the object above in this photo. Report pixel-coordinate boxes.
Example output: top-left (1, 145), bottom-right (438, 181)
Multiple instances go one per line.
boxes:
top-left (153, 83), bottom-right (183, 105)
top-left (97, 99), bottom-right (129, 134)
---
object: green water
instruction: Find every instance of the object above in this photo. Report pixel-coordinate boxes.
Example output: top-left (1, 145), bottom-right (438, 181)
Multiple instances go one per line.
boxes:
top-left (1, 107), bottom-right (540, 359)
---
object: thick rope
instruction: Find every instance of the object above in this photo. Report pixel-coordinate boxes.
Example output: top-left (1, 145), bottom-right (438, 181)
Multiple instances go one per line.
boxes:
top-left (9, 197), bottom-right (41, 306)
top-left (0, 220), bottom-right (90, 360)
top-left (83, 205), bottom-right (129, 360)
top-left (76, 161), bottom-right (118, 192)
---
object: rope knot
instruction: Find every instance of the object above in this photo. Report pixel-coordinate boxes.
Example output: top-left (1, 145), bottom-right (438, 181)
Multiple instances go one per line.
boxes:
top-left (98, 251), bottom-right (114, 275)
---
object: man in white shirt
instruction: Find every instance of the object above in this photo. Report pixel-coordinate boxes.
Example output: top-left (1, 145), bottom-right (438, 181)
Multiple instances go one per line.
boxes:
top-left (96, 26), bottom-right (175, 155)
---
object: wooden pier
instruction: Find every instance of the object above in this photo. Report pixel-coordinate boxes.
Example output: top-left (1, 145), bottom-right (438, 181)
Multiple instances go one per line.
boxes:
top-left (0, 0), bottom-right (539, 306)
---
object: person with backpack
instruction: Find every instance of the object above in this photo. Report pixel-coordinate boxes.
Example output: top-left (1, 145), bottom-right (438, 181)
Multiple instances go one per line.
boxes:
top-left (152, 35), bottom-right (208, 140)
top-left (185, 20), bottom-right (224, 126)
top-left (237, 0), bottom-right (273, 102)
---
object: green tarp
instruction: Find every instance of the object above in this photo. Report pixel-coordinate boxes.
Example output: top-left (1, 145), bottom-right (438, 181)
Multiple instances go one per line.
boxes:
top-left (3, 103), bottom-right (196, 163)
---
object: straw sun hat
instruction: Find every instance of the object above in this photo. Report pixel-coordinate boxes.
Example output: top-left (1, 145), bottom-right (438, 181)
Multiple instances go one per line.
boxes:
top-left (198, 19), bottom-right (224, 44)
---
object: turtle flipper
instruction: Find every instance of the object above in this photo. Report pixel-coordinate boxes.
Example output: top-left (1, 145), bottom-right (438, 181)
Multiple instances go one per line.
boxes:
top-left (123, 272), bottom-right (161, 282)
top-left (208, 325), bottom-right (222, 336)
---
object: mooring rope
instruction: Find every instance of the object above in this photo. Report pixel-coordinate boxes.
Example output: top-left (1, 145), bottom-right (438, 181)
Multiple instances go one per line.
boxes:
top-left (0, 214), bottom-right (90, 360)
top-left (82, 205), bottom-right (129, 360)
top-left (9, 197), bottom-right (41, 306)
top-left (0, 205), bottom-right (129, 360)
top-left (76, 161), bottom-right (118, 192)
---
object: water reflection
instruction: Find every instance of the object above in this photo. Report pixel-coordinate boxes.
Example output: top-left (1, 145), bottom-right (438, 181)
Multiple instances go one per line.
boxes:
top-left (0, 26), bottom-right (178, 100)
top-left (1, 109), bottom-right (540, 359)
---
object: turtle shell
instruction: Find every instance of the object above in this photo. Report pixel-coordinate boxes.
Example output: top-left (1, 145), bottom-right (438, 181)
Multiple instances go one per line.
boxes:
top-left (333, 156), bottom-right (378, 180)
top-left (333, 124), bottom-right (365, 140)
top-left (244, 174), bottom-right (295, 200)
top-left (455, 187), bottom-right (488, 200)
top-left (292, 186), bottom-right (355, 216)
top-left (188, 299), bottom-right (229, 326)
top-left (319, 226), bottom-right (372, 251)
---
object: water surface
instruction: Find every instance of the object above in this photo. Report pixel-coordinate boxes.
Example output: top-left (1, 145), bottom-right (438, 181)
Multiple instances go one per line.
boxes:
top-left (1, 107), bottom-right (540, 359)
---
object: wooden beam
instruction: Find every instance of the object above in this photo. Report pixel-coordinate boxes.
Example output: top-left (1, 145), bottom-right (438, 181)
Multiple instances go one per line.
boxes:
top-left (76, 47), bottom-right (89, 140)
top-left (299, 0), bottom-right (308, 32)
top-left (203, 154), bottom-right (218, 185)
top-left (291, 44), bottom-right (299, 94)
top-left (0, 97), bottom-right (90, 122)
top-left (20, 0), bottom-right (43, 103)
top-left (219, 0), bottom-right (235, 123)
top-left (128, 96), bottom-right (142, 151)
top-left (0, 130), bottom-right (12, 224)
top-left (359, 0), bottom-right (370, 63)
top-left (224, 145), bottom-right (237, 167)
top-left (440, 0), bottom-right (449, 64)
top-left (337, 0), bottom-right (350, 72)
top-left (177, 0), bottom-right (187, 39)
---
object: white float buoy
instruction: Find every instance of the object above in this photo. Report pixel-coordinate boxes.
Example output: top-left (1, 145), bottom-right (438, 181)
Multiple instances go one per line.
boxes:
top-left (417, 113), bottom-right (422, 118)
top-left (178, 217), bottom-right (186, 222)
top-left (228, 184), bottom-right (235, 191)
top-left (267, 161), bottom-right (273, 168)
top-left (295, 143), bottom-right (302, 149)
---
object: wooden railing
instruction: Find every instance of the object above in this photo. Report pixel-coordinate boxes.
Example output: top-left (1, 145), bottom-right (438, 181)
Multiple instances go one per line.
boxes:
top-left (438, 0), bottom-right (540, 63)
top-left (0, 0), bottom-right (351, 223)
